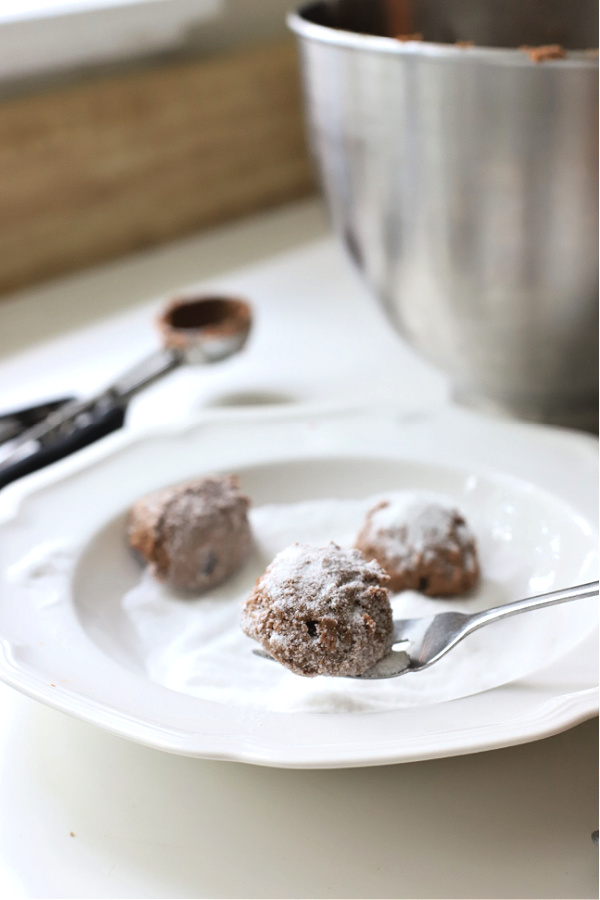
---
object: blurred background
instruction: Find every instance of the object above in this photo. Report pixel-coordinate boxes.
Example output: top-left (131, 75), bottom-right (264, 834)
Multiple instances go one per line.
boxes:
top-left (0, 0), bottom-right (316, 296)
top-left (1, 0), bottom-right (596, 430)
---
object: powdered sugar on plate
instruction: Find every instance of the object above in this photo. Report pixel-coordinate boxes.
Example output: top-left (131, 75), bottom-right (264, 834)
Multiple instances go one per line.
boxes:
top-left (114, 490), bottom-right (598, 714)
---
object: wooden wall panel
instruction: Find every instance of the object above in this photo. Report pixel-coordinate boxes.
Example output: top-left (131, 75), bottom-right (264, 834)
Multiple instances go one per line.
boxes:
top-left (0, 39), bottom-right (317, 296)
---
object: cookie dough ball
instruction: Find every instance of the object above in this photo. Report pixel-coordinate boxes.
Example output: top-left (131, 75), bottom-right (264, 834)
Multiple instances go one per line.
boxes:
top-left (355, 493), bottom-right (479, 596)
top-left (128, 475), bottom-right (251, 593)
top-left (241, 543), bottom-right (393, 677)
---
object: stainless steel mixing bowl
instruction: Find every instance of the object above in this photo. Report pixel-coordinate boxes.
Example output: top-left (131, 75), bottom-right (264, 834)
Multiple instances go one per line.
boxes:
top-left (289, 0), bottom-right (599, 428)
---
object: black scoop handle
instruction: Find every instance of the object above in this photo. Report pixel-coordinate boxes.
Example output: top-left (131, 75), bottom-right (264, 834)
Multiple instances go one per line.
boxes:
top-left (0, 404), bottom-right (126, 490)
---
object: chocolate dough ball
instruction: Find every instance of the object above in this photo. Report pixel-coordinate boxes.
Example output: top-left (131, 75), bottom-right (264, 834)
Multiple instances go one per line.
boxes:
top-left (128, 475), bottom-right (251, 593)
top-left (241, 543), bottom-right (393, 677)
top-left (355, 493), bottom-right (479, 597)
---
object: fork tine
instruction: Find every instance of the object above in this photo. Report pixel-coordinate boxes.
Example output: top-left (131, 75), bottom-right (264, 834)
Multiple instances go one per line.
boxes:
top-left (392, 616), bottom-right (426, 642)
top-left (353, 648), bottom-right (411, 679)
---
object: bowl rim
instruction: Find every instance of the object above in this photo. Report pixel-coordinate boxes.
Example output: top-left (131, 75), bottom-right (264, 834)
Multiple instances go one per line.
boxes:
top-left (287, 1), bottom-right (599, 67)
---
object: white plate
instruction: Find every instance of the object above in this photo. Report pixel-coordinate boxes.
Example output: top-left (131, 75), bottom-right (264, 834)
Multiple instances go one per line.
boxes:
top-left (0, 404), bottom-right (597, 767)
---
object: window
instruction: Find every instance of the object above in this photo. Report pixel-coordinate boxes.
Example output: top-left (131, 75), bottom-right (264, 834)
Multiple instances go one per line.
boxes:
top-left (0, 0), bottom-right (223, 81)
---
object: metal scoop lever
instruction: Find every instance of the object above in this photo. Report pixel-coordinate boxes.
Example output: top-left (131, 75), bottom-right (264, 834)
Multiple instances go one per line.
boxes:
top-left (0, 396), bottom-right (75, 445)
top-left (0, 295), bottom-right (252, 489)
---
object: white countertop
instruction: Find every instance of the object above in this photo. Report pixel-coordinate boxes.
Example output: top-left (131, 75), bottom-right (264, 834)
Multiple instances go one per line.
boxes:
top-left (0, 199), bottom-right (597, 899)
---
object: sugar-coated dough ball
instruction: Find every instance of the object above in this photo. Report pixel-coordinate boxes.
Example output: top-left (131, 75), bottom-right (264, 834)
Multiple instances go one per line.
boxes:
top-left (355, 493), bottom-right (479, 596)
top-left (128, 475), bottom-right (251, 593)
top-left (241, 543), bottom-right (393, 677)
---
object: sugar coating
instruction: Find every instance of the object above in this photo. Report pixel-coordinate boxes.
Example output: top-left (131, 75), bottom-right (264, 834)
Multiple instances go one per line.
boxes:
top-left (128, 475), bottom-right (251, 593)
top-left (355, 492), bottom-right (479, 596)
top-left (241, 543), bottom-right (394, 677)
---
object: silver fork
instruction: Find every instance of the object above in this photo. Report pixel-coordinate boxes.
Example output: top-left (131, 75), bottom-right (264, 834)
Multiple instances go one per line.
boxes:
top-left (253, 581), bottom-right (598, 678)
top-left (358, 581), bottom-right (599, 679)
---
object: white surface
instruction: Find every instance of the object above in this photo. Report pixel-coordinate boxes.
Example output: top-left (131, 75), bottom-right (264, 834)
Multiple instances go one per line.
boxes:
top-left (0, 200), bottom-right (597, 896)
top-left (0, 209), bottom-right (448, 416)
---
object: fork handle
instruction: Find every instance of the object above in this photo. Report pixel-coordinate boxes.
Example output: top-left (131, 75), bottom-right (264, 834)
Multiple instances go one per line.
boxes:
top-left (467, 581), bottom-right (599, 634)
